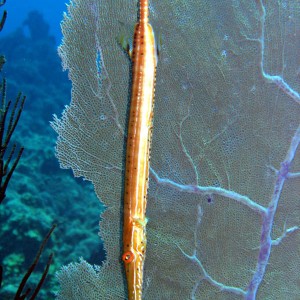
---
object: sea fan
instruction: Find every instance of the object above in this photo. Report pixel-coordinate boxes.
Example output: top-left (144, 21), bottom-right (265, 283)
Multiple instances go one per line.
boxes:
top-left (52, 1), bottom-right (300, 299)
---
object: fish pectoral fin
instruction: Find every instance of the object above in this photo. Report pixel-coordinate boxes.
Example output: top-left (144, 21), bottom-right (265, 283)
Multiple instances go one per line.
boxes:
top-left (156, 32), bottom-right (162, 58)
top-left (117, 33), bottom-right (132, 58)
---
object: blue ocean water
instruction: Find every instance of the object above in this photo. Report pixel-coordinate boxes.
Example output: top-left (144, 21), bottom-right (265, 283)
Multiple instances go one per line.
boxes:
top-left (3, 0), bottom-right (66, 44)
top-left (0, 1), bottom-right (104, 299)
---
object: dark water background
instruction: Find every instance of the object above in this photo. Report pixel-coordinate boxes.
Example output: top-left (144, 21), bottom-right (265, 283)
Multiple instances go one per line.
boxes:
top-left (0, 1), bottom-right (105, 299)
top-left (3, 0), bottom-right (65, 44)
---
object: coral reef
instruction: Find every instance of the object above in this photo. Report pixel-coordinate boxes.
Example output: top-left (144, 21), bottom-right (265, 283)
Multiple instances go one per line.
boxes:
top-left (0, 9), bottom-right (105, 299)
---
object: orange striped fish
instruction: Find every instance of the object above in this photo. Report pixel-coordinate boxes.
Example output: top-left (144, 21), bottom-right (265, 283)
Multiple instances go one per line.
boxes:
top-left (121, 0), bottom-right (158, 299)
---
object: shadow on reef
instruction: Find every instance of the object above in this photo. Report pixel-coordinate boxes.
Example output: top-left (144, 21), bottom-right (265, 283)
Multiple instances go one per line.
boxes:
top-left (0, 7), bottom-right (105, 299)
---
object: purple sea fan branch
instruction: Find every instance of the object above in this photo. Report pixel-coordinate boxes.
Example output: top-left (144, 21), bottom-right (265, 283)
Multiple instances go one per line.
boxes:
top-left (246, 125), bottom-right (300, 300)
top-left (150, 167), bottom-right (266, 215)
top-left (245, 0), bottom-right (300, 105)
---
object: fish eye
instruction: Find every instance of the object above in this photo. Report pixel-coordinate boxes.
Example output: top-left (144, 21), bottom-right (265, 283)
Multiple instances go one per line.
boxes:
top-left (122, 251), bottom-right (135, 264)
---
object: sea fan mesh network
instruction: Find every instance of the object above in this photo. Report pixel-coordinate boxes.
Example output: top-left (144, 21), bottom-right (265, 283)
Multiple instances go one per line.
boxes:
top-left (52, 0), bottom-right (300, 299)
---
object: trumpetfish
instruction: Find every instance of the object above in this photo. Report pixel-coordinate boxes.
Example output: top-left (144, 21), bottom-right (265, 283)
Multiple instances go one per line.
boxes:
top-left (121, 0), bottom-right (158, 299)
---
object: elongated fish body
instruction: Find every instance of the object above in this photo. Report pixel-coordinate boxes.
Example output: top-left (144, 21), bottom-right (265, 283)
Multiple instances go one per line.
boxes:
top-left (122, 1), bottom-right (157, 299)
